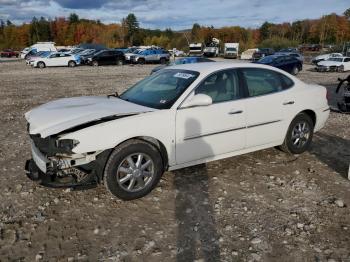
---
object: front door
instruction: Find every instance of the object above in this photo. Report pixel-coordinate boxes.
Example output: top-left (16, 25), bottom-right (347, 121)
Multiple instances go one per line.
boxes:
top-left (176, 69), bottom-right (246, 164)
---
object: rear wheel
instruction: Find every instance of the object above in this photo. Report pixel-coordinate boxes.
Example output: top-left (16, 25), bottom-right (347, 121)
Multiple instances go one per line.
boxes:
top-left (104, 139), bottom-right (164, 200)
top-left (280, 113), bottom-right (314, 154)
top-left (68, 60), bottom-right (76, 67)
top-left (292, 66), bottom-right (299, 75)
top-left (116, 58), bottom-right (124, 66)
top-left (37, 61), bottom-right (45, 68)
top-left (92, 60), bottom-right (99, 66)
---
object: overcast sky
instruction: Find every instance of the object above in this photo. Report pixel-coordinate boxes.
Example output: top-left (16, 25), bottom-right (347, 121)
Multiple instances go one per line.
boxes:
top-left (0, 0), bottom-right (348, 29)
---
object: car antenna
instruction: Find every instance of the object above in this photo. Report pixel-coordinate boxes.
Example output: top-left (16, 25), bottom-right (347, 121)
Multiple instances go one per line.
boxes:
top-left (107, 91), bottom-right (119, 98)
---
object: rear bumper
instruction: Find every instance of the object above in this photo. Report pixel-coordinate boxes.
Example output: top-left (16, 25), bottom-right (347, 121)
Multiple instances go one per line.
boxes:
top-left (314, 106), bottom-right (330, 132)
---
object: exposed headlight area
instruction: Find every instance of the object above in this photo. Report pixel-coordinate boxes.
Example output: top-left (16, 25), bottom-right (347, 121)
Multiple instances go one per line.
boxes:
top-left (56, 139), bottom-right (80, 152)
top-left (30, 134), bottom-right (79, 156)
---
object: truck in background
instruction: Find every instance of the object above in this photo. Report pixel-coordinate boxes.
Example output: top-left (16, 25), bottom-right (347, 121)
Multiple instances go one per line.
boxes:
top-left (189, 43), bottom-right (204, 56)
top-left (20, 42), bottom-right (57, 59)
top-left (203, 38), bottom-right (220, 57)
top-left (224, 43), bottom-right (239, 59)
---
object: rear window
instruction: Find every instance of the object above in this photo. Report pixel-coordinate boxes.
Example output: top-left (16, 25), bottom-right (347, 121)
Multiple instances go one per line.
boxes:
top-left (241, 68), bottom-right (294, 97)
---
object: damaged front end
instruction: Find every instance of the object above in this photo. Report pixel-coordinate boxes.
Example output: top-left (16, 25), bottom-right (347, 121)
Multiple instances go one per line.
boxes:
top-left (25, 130), bottom-right (111, 189)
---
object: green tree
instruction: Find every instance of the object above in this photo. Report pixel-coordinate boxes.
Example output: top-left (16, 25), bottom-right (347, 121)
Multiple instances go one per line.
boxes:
top-left (344, 8), bottom-right (350, 19)
top-left (259, 21), bottom-right (273, 40)
top-left (69, 13), bottom-right (79, 24)
top-left (191, 23), bottom-right (201, 41)
top-left (123, 13), bottom-right (139, 45)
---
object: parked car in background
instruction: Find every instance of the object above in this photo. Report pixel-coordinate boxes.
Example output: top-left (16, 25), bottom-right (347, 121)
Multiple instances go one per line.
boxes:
top-left (151, 56), bottom-right (215, 74)
top-left (316, 57), bottom-right (350, 72)
top-left (240, 48), bottom-right (258, 60)
top-left (311, 53), bottom-right (343, 64)
top-left (131, 49), bottom-right (170, 64)
top-left (275, 52), bottom-right (304, 63)
top-left (124, 49), bottom-right (143, 62)
top-left (79, 49), bottom-right (100, 64)
top-left (31, 52), bottom-right (81, 68)
top-left (25, 62), bottom-right (329, 200)
top-left (252, 48), bottom-right (275, 61)
top-left (87, 50), bottom-right (125, 66)
top-left (26, 51), bottom-right (52, 65)
top-left (255, 55), bottom-right (302, 75)
top-left (1, 49), bottom-right (19, 58)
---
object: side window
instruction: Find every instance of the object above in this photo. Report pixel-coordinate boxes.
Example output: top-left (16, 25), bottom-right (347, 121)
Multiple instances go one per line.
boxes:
top-left (195, 69), bottom-right (241, 103)
top-left (241, 68), bottom-right (293, 97)
top-left (344, 58), bottom-right (350, 62)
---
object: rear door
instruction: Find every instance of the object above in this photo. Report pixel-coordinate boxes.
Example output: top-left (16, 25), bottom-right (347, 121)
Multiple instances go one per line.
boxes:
top-left (240, 68), bottom-right (295, 148)
top-left (176, 69), bottom-right (246, 164)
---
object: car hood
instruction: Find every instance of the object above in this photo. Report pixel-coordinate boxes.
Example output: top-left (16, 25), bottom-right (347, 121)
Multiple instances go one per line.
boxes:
top-left (318, 60), bottom-right (341, 66)
top-left (25, 96), bottom-right (155, 137)
top-left (314, 54), bottom-right (330, 60)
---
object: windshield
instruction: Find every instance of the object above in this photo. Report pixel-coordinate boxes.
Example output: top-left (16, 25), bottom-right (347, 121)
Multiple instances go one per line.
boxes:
top-left (259, 56), bottom-right (275, 63)
top-left (226, 48), bottom-right (237, 51)
top-left (328, 58), bottom-right (343, 62)
top-left (120, 69), bottom-right (200, 109)
top-left (80, 49), bottom-right (95, 55)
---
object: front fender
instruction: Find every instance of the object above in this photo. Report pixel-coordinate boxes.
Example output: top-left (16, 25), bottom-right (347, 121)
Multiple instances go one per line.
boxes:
top-left (60, 109), bottom-right (176, 165)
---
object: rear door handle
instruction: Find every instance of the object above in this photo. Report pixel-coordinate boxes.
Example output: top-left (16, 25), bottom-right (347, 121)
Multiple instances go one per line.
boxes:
top-left (228, 110), bottom-right (243, 115)
top-left (283, 101), bottom-right (295, 105)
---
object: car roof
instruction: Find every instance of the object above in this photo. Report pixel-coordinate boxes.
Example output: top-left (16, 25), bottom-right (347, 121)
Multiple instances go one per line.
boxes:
top-left (166, 61), bottom-right (291, 74)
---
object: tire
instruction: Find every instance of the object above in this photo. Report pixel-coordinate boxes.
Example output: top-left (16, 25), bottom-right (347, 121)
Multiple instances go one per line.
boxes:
top-left (337, 65), bottom-right (344, 73)
top-left (138, 58), bottom-right (145, 65)
top-left (292, 66), bottom-right (299, 75)
top-left (104, 139), bottom-right (164, 200)
top-left (160, 57), bottom-right (166, 64)
top-left (92, 60), bottom-right (99, 67)
top-left (279, 113), bottom-right (314, 154)
top-left (68, 60), bottom-right (76, 67)
top-left (37, 61), bottom-right (45, 68)
top-left (116, 58), bottom-right (124, 66)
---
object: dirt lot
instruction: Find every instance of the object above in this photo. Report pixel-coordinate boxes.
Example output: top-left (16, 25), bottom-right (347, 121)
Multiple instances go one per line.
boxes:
top-left (0, 59), bottom-right (349, 262)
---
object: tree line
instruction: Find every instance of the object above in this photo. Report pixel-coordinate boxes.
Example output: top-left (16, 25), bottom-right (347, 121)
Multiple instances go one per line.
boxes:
top-left (0, 9), bottom-right (349, 51)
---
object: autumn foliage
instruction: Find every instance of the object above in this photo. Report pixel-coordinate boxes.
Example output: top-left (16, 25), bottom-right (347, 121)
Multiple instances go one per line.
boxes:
top-left (0, 10), bottom-right (349, 51)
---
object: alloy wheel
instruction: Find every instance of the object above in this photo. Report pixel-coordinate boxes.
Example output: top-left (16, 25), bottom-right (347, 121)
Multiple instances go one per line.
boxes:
top-left (291, 121), bottom-right (310, 148)
top-left (116, 153), bottom-right (154, 192)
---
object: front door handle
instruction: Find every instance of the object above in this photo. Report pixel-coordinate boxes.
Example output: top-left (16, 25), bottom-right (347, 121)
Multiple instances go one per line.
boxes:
top-left (228, 110), bottom-right (243, 115)
top-left (283, 101), bottom-right (295, 105)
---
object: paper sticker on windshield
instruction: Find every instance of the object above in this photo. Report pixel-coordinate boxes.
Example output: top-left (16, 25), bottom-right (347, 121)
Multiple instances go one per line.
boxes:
top-left (174, 72), bottom-right (195, 79)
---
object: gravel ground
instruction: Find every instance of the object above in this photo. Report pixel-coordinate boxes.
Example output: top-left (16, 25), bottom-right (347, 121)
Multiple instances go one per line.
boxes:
top-left (0, 59), bottom-right (349, 262)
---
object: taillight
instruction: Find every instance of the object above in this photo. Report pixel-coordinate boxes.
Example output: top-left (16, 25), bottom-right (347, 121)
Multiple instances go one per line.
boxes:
top-left (326, 89), bottom-right (330, 102)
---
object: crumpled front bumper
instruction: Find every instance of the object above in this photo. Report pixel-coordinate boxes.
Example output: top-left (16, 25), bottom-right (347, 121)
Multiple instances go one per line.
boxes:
top-left (25, 141), bottom-right (98, 189)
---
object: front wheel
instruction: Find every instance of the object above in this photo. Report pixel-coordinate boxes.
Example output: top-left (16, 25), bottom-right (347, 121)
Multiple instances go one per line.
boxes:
top-left (104, 139), bottom-right (164, 200)
top-left (160, 57), bottom-right (166, 64)
top-left (337, 65), bottom-right (344, 73)
top-left (37, 61), bottom-right (45, 68)
top-left (68, 60), bottom-right (76, 67)
top-left (279, 113), bottom-right (314, 154)
top-left (92, 60), bottom-right (99, 66)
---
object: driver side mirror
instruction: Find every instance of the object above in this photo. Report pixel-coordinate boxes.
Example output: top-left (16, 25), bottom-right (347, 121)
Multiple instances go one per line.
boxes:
top-left (181, 94), bottom-right (213, 108)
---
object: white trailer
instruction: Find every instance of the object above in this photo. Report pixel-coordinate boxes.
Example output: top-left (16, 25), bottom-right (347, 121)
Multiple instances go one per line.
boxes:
top-left (20, 42), bottom-right (57, 59)
top-left (224, 43), bottom-right (239, 59)
top-left (189, 43), bottom-right (204, 56)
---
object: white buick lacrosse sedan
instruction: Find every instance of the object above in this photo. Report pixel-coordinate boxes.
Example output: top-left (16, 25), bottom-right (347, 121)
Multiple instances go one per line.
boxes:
top-left (25, 62), bottom-right (329, 200)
